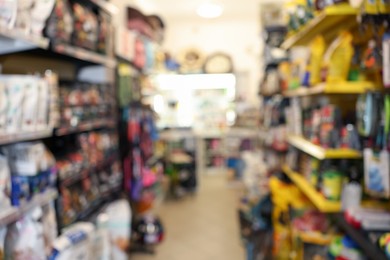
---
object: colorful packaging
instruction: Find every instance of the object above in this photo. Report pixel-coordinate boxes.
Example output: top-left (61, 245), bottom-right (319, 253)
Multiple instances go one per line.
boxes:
top-left (45, 0), bottom-right (74, 43)
top-left (364, 148), bottom-right (390, 198)
top-left (5, 211), bottom-right (46, 260)
top-left (323, 31), bottom-right (354, 82)
top-left (321, 169), bottom-right (344, 201)
top-left (49, 222), bottom-right (95, 260)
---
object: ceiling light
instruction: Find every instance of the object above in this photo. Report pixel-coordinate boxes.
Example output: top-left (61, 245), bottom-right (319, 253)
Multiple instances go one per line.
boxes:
top-left (196, 2), bottom-right (223, 19)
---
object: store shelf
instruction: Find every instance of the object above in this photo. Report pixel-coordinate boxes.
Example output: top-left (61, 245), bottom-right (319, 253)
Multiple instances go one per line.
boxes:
top-left (55, 119), bottom-right (116, 136)
top-left (52, 43), bottom-right (117, 68)
top-left (60, 153), bottom-right (118, 186)
top-left (0, 27), bottom-right (49, 55)
top-left (287, 135), bottom-right (362, 160)
top-left (88, 0), bottom-right (119, 14)
top-left (283, 81), bottom-right (379, 97)
top-left (333, 213), bottom-right (387, 260)
top-left (0, 129), bottom-right (53, 146)
top-left (282, 165), bottom-right (341, 212)
top-left (281, 4), bottom-right (358, 49)
top-left (0, 189), bottom-right (58, 226)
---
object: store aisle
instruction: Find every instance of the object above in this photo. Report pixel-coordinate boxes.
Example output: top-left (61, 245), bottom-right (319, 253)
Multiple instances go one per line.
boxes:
top-left (131, 174), bottom-right (245, 260)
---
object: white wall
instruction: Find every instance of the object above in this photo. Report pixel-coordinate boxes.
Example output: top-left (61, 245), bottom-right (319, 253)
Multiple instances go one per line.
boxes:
top-left (109, 0), bottom-right (263, 105)
top-left (162, 17), bottom-right (262, 105)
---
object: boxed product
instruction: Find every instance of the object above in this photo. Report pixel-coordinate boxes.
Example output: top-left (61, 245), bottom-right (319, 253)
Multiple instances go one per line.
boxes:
top-left (49, 222), bottom-right (95, 260)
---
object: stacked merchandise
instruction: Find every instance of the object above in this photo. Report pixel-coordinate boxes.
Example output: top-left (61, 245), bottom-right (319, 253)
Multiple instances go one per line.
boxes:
top-left (0, 0), bottom-right (135, 259)
top-left (257, 0), bottom-right (390, 258)
top-left (46, 0), bottom-right (114, 55)
top-left (57, 82), bottom-right (116, 132)
top-left (53, 131), bottom-right (122, 229)
top-left (0, 73), bottom-right (59, 138)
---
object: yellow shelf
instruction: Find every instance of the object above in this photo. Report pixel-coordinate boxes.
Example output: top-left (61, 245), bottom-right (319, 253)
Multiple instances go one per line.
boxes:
top-left (287, 135), bottom-right (362, 160)
top-left (281, 4), bottom-right (358, 49)
top-left (283, 81), bottom-right (379, 97)
top-left (282, 165), bottom-right (341, 212)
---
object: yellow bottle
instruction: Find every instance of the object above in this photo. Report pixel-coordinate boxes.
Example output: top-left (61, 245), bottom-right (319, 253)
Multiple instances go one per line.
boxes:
top-left (323, 31), bottom-right (354, 83)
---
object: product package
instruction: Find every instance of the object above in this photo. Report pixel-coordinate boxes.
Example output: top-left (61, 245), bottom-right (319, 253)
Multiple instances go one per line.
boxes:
top-left (364, 148), bottom-right (390, 198)
top-left (105, 200), bottom-right (132, 260)
top-left (30, 0), bottom-right (56, 36)
top-left (0, 226), bottom-right (6, 260)
top-left (383, 32), bottom-right (390, 88)
top-left (0, 0), bottom-right (17, 29)
top-left (49, 222), bottom-right (95, 260)
top-left (92, 213), bottom-right (111, 260)
top-left (2, 142), bottom-right (56, 205)
top-left (4, 209), bottom-right (46, 260)
top-left (42, 202), bottom-right (58, 257)
top-left (4, 76), bottom-right (25, 134)
top-left (21, 77), bottom-right (39, 132)
top-left (0, 155), bottom-right (11, 209)
top-left (13, 0), bottom-right (35, 34)
top-left (0, 81), bottom-right (7, 135)
top-left (72, 3), bottom-right (98, 50)
top-left (45, 0), bottom-right (74, 43)
top-left (308, 35), bottom-right (326, 86)
top-left (323, 31), bottom-right (354, 82)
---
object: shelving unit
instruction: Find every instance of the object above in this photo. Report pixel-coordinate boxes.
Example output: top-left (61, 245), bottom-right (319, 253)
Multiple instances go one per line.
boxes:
top-left (0, 189), bottom-right (58, 226)
top-left (283, 81), bottom-right (379, 97)
top-left (0, 27), bottom-right (49, 54)
top-left (282, 165), bottom-right (341, 212)
top-left (55, 119), bottom-right (117, 136)
top-left (60, 153), bottom-right (118, 186)
top-left (0, 129), bottom-right (53, 145)
top-left (287, 135), bottom-right (362, 160)
top-left (281, 3), bottom-right (358, 49)
top-left (333, 213), bottom-right (387, 260)
top-left (52, 43), bottom-right (117, 68)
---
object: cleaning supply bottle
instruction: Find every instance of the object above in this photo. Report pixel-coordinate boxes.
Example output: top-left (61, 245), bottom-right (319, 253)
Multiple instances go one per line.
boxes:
top-left (323, 31), bottom-right (354, 82)
top-left (341, 166), bottom-right (362, 210)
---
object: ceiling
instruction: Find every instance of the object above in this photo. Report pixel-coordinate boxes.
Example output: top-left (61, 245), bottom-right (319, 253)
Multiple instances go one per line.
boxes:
top-left (135, 0), bottom-right (284, 20)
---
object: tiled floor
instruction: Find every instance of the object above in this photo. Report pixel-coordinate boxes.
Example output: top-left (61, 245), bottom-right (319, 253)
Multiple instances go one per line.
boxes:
top-left (130, 174), bottom-right (245, 260)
